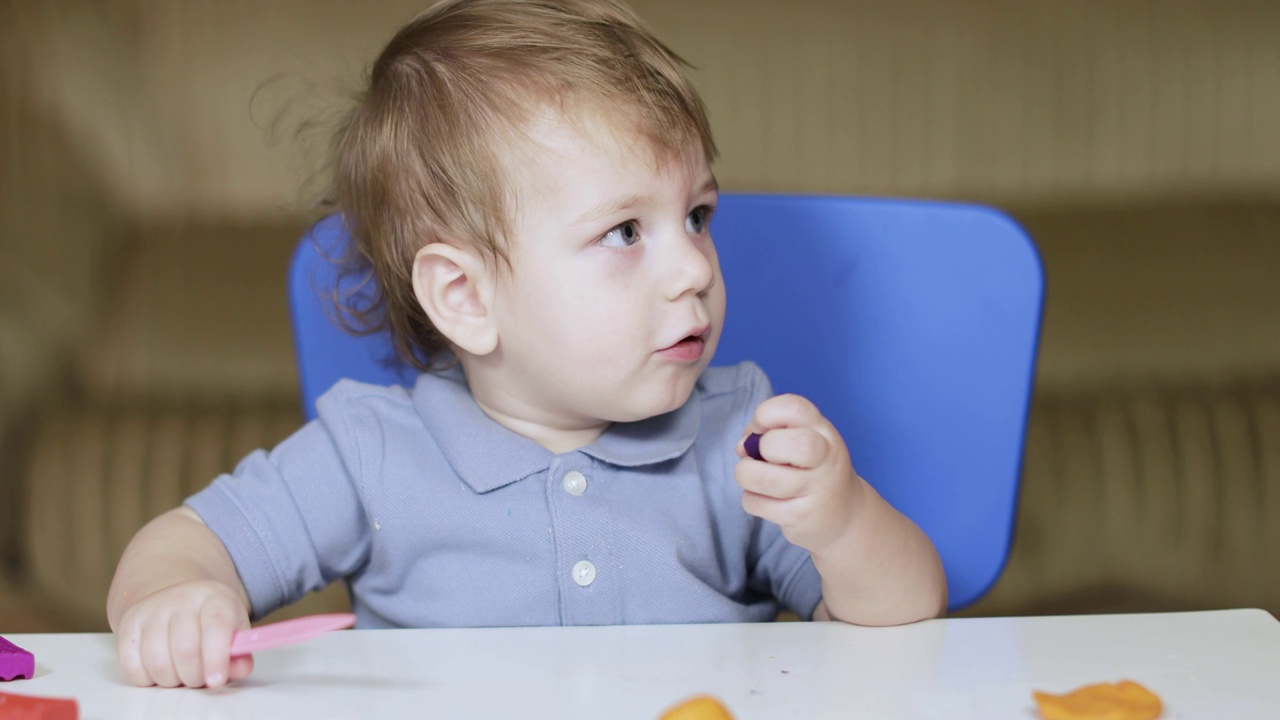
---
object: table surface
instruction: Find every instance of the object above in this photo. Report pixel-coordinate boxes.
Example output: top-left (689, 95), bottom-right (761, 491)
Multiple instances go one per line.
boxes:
top-left (3, 609), bottom-right (1279, 719)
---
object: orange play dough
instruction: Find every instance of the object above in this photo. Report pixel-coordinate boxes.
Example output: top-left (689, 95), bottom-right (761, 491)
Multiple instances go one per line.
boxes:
top-left (659, 695), bottom-right (735, 720)
top-left (1033, 680), bottom-right (1163, 720)
top-left (0, 690), bottom-right (80, 720)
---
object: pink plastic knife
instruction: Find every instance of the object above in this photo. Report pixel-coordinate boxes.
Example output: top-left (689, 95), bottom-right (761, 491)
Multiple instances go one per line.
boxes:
top-left (229, 613), bottom-right (356, 657)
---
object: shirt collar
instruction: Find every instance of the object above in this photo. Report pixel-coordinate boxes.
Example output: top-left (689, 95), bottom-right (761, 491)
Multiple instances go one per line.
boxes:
top-left (413, 366), bottom-right (702, 494)
top-left (578, 397), bottom-right (701, 468)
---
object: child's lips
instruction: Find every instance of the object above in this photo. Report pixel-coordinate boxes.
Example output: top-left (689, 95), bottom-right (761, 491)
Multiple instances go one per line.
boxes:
top-left (659, 333), bottom-right (707, 361)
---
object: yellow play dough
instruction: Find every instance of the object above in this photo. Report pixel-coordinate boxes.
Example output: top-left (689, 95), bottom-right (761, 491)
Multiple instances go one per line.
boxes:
top-left (659, 695), bottom-right (735, 720)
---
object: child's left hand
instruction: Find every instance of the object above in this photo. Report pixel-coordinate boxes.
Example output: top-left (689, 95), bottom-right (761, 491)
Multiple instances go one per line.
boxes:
top-left (735, 394), bottom-right (865, 555)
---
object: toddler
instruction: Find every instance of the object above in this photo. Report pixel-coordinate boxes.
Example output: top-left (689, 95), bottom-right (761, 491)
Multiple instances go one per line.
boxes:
top-left (107, 0), bottom-right (946, 689)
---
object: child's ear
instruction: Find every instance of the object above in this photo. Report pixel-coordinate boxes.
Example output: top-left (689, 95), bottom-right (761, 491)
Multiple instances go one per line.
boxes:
top-left (411, 243), bottom-right (498, 356)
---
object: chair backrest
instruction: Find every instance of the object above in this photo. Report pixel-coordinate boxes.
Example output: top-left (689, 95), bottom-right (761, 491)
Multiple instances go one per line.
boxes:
top-left (288, 194), bottom-right (1044, 611)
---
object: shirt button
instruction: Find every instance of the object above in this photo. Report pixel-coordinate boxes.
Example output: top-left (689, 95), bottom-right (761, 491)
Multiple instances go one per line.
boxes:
top-left (562, 470), bottom-right (587, 496)
top-left (572, 560), bottom-right (596, 587)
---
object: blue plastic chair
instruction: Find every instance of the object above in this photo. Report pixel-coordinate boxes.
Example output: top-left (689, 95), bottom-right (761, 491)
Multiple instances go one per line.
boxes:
top-left (288, 194), bottom-right (1043, 611)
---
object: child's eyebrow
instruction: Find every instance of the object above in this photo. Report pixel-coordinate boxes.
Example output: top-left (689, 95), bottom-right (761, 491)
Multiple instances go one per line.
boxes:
top-left (574, 176), bottom-right (719, 226)
top-left (576, 193), bottom-right (648, 226)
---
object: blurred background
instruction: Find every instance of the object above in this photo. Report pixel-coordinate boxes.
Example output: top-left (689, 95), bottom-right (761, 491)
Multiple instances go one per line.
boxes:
top-left (2, 0), bottom-right (1277, 632)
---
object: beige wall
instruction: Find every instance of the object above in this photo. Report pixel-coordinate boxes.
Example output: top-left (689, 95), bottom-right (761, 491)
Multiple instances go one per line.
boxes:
top-left (3, 0), bottom-right (1280, 413)
top-left (1027, 203), bottom-right (1280, 390)
top-left (4, 0), bottom-right (1279, 223)
top-left (3, 0), bottom-right (1279, 629)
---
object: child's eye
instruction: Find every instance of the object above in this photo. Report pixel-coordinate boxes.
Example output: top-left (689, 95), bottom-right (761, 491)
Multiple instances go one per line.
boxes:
top-left (686, 205), bottom-right (712, 235)
top-left (600, 220), bottom-right (640, 248)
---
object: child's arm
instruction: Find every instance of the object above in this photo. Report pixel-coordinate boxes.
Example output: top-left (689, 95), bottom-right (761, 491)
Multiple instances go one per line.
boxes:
top-left (736, 394), bottom-right (948, 626)
top-left (106, 506), bottom-right (254, 688)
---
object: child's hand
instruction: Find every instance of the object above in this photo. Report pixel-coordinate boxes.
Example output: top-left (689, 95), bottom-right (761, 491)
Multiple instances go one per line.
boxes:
top-left (114, 579), bottom-right (253, 688)
top-left (736, 394), bottom-right (948, 624)
top-left (735, 393), bottom-right (864, 555)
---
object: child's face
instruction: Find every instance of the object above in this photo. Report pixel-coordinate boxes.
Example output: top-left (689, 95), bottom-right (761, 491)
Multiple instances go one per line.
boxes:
top-left (479, 109), bottom-right (725, 430)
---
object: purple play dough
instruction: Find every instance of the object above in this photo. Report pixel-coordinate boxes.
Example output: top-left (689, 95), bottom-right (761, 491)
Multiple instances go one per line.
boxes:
top-left (0, 635), bottom-right (34, 681)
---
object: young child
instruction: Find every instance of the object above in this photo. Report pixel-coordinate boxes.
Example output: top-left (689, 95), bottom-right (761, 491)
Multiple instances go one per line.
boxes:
top-left (107, 0), bottom-right (947, 689)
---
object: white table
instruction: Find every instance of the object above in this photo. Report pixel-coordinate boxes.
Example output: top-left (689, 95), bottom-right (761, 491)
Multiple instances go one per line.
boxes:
top-left (4, 609), bottom-right (1279, 719)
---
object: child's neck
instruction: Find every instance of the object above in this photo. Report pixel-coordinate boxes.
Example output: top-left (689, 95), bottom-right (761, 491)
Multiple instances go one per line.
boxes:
top-left (458, 359), bottom-right (610, 454)
top-left (475, 402), bottom-right (610, 455)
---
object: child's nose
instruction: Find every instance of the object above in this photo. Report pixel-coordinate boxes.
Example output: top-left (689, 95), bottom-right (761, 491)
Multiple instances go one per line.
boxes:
top-left (662, 233), bottom-right (717, 301)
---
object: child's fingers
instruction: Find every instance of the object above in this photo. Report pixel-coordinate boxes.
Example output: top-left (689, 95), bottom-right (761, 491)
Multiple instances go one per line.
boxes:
top-left (739, 489), bottom-right (796, 527)
top-left (735, 459), bottom-right (808, 500)
top-left (198, 605), bottom-right (240, 688)
top-left (741, 427), bottom-right (829, 469)
top-left (749, 394), bottom-right (825, 433)
top-left (740, 491), bottom-right (832, 547)
top-left (116, 622), bottom-right (154, 687)
top-left (169, 612), bottom-right (206, 688)
top-left (140, 621), bottom-right (181, 688)
top-left (228, 654), bottom-right (255, 683)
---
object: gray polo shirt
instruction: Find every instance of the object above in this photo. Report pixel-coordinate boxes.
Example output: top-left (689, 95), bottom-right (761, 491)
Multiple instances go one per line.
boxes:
top-left (186, 361), bottom-right (823, 628)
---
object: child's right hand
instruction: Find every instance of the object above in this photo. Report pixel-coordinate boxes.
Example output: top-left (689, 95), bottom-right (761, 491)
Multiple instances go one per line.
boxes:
top-left (113, 579), bottom-right (253, 688)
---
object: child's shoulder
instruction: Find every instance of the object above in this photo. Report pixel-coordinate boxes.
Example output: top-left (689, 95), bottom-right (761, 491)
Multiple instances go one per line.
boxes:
top-left (322, 377), bottom-right (415, 405)
top-left (314, 369), bottom-right (470, 424)
top-left (313, 377), bottom-right (420, 424)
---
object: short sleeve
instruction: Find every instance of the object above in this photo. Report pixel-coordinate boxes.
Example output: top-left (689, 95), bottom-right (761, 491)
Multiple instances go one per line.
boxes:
top-left (185, 388), bottom-right (372, 620)
top-left (736, 363), bottom-right (825, 620)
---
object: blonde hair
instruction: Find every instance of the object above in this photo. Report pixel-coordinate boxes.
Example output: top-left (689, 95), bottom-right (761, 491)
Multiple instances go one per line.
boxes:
top-left (329, 0), bottom-right (717, 370)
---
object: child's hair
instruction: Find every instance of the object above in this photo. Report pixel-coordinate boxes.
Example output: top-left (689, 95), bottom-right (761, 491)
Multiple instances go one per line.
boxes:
top-left (329, 0), bottom-right (718, 370)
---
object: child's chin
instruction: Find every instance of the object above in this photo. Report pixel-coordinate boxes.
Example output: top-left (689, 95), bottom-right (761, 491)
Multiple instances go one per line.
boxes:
top-left (626, 384), bottom-right (697, 421)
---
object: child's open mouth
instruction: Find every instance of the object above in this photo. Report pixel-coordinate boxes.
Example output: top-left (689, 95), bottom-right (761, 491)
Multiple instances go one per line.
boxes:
top-left (659, 333), bottom-right (707, 362)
